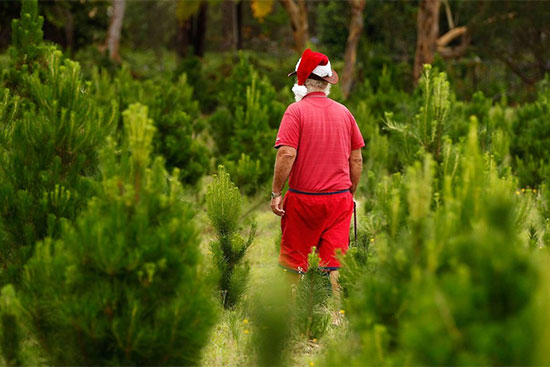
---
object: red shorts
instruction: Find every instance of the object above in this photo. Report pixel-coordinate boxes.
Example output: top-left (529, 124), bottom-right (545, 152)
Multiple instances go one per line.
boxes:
top-left (279, 190), bottom-right (354, 272)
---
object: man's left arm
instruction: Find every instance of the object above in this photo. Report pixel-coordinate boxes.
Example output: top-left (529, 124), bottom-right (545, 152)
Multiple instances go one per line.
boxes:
top-left (349, 148), bottom-right (363, 196)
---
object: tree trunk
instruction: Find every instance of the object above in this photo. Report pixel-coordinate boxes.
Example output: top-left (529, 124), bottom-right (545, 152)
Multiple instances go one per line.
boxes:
top-left (193, 1), bottom-right (208, 57)
top-left (279, 0), bottom-right (309, 52)
top-left (106, 0), bottom-right (125, 63)
top-left (236, 0), bottom-right (243, 49)
top-left (436, 26), bottom-right (470, 59)
top-left (176, 18), bottom-right (193, 58)
top-left (341, 0), bottom-right (366, 99)
top-left (222, 0), bottom-right (239, 51)
top-left (413, 0), bottom-right (441, 84)
top-left (64, 7), bottom-right (74, 54)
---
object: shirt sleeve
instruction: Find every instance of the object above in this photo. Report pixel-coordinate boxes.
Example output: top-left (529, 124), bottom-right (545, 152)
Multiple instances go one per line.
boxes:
top-left (349, 111), bottom-right (365, 150)
top-left (274, 105), bottom-right (300, 149)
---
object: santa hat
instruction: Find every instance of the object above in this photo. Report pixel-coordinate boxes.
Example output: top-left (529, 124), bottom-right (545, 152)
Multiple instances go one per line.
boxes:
top-left (288, 49), bottom-right (339, 101)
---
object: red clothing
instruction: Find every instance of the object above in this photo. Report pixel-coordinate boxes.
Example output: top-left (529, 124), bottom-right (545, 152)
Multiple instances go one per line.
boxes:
top-left (280, 190), bottom-right (354, 271)
top-left (274, 92), bottom-right (365, 193)
top-left (274, 92), bottom-right (364, 272)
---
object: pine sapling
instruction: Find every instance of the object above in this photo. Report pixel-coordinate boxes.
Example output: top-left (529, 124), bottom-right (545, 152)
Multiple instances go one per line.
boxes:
top-left (206, 165), bottom-right (256, 308)
top-left (293, 249), bottom-right (331, 341)
top-left (385, 64), bottom-right (451, 162)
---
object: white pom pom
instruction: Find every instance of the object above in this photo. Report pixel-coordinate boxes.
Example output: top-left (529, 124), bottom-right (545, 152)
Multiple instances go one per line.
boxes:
top-left (292, 84), bottom-right (308, 102)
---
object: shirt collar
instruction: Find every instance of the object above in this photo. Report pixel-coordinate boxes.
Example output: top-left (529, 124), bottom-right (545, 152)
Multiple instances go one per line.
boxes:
top-left (304, 91), bottom-right (327, 99)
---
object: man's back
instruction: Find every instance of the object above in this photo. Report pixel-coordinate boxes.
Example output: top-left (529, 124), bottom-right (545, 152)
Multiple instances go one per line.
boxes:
top-left (275, 92), bottom-right (364, 192)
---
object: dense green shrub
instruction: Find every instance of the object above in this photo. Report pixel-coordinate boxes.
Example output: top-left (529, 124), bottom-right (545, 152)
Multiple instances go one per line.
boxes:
top-left (21, 103), bottom-right (216, 365)
top-left (511, 75), bottom-right (550, 187)
top-left (89, 67), bottom-right (210, 185)
top-left (0, 1), bottom-right (116, 283)
top-left (207, 166), bottom-right (255, 309)
top-left (316, 1), bottom-right (349, 59)
top-left (351, 65), bottom-right (415, 125)
top-left (0, 285), bottom-right (22, 366)
top-left (385, 65), bottom-right (451, 165)
top-left (175, 55), bottom-right (217, 112)
top-left (447, 90), bottom-right (514, 171)
top-left (219, 52), bottom-right (285, 130)
top-left (325, 126), bottom-right (545, 365)
top-left (224, 77), bottom-right (277, 194)
top-left (209, 53), bottom-right (284, 194)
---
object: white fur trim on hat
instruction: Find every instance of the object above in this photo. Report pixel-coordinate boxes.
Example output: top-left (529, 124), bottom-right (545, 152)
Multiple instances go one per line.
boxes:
top-left (292, 83), bottom-right (308, 102)
top-left (294, 58), bottom-right (333, 78)
top-left (312, 60), bottom-right (332, 77)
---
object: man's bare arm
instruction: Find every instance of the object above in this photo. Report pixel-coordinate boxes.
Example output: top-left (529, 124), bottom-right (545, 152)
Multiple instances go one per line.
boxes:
top-left (349, 148), bottom-right (363, 196)
top-left (271, 146), bottom-right (297, 216)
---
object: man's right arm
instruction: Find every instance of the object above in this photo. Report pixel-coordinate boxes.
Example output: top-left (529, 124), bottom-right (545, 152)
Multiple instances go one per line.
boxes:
top-left (271, 145), bottom-right (297, 216)
top-left (349, 148), bottom-right (363, 196)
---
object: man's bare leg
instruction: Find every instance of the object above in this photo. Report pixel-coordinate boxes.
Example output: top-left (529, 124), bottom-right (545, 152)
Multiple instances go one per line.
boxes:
top-left (330, 270), bottom-right (341, 302)
top-left (330, 270), bottom-right (344, 325)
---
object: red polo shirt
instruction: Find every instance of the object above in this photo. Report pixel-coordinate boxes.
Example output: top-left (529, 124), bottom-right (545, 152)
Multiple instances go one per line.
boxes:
top-left (274, 92), bottom-right (365, 193)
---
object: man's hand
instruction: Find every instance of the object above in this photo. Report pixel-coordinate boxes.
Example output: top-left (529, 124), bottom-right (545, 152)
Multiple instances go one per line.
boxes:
top-left (270, 195), bottom-right (285, 216)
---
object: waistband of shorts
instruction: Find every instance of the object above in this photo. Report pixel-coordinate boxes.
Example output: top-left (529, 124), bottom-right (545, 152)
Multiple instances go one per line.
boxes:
top-left (288, 188), bottom-right (350, 195)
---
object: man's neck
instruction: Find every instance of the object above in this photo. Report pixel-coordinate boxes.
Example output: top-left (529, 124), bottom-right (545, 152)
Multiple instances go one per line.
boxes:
top-left (304, 91), bottom-right (327, 98)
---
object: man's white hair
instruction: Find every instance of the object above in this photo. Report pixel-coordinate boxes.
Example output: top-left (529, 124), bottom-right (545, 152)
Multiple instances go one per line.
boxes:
top-left (292, 78), bottom-right (331, 102)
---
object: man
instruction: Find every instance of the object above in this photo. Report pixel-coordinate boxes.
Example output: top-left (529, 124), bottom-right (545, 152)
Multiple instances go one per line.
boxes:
top-left (270, 48), bottom-right (364, 298)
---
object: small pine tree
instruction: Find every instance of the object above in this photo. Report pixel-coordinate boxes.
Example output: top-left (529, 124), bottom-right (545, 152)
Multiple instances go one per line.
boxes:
top-left (206, 165), bottom-right (255, 308)
top-left (20, 104), bottom-right (217, 365)
top-left (511, 75), bottom-right (550, 187)
top-left (385, 64), bottom-right (451, 164)
top-left (89, 67), bottom-right (210, 186)
top-left (210, 53), bottom-right (284, 194)
top-left (293, 250), bottom-right (331, 341)
top-left (226, 76), bottom-right (277, 193)
top-left (219, 52), bottom-right (285, 130)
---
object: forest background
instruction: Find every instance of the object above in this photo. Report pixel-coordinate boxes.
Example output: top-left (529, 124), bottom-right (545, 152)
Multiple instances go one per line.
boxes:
top-left (1, 0), bottom-right (550, 366)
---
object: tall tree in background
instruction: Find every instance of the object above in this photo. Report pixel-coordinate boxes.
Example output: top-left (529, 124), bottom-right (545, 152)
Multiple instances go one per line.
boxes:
top-left (413, 0), bottom-right (470, 85)
top-left (222, 0), bottom-right (242, 51)
top-left (435, 0), bottom-right (469, 62)
top-left (413, 0), bottom-right (440, 83)
top-left (105, 0), bottom-right (125, 63)
top-left (341, 0), bottom-right (366, 99)
top-left (279, 0), bottom-right (308, 52)
top-left (176, 0), bottom-right (208, 57)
